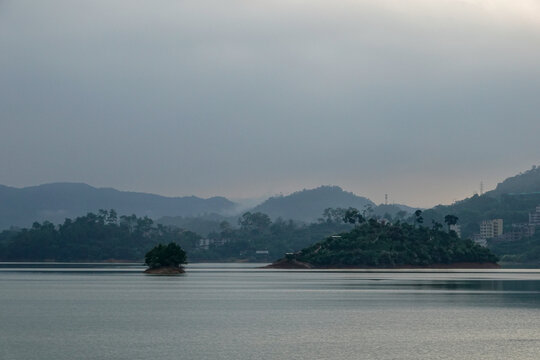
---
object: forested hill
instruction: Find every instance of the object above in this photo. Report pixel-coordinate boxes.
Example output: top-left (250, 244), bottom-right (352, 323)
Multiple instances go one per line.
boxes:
top-left (0, 183), bottom-right (236, 229)
top-left (421, 166), bottom-right (540, 239)
top-left (272, 220), bottom-right (499, 268)
top-left (0, 211), bottom-right (201, 262)
top-left (487, 166), bottom-right (540, 196)
top-left (251, 186), bottom-right (414, 223)
top-left (252, 186), bottom-right (374, 222)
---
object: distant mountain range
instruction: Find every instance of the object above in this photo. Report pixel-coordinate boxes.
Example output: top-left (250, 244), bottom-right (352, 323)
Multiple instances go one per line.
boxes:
top-left (5, 165), bottom-right (538, 231)
top-left (0, 183), bottom-right (236, 230)
top-left (0, 182), bottom-right (418, 230)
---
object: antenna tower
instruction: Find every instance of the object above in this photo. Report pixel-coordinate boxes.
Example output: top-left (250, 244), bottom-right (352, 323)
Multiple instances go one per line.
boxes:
top-left (385, 194), bottom-right (388, 205)
top-left (480, 181), bottom-right (484, 196)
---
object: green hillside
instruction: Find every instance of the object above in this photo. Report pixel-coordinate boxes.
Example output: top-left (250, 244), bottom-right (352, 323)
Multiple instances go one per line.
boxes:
top-left (421, 166), bottom-right (540, 239)
top-left (488, 166), bottom-right (540, 196)
top-left (422, 193), bottom-right (540, 239)
top-left (277, 220), bottom-right (498, 268)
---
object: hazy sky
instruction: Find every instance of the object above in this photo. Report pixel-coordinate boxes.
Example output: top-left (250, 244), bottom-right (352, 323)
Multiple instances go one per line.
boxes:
top-left (1, 0), bottom-right (539, 207)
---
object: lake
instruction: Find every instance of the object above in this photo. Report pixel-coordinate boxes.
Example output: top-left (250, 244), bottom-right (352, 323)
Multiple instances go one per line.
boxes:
top-left (1, 263), bottom-right (540, 360)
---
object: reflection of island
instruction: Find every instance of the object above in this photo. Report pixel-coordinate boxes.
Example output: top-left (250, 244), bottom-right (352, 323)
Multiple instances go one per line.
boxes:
top-left (144, 243), bottom-right (186, 275)
top-left (266, 218), bottom-right (500, 269)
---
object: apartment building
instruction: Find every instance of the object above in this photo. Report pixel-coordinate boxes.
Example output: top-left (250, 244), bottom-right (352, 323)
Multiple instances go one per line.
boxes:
top-left (480, 219), bottom-right (503, 239)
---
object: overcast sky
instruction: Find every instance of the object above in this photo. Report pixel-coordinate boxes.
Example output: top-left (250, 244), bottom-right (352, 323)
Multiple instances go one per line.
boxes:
top-left (1, 0), bottom-right (539, 207)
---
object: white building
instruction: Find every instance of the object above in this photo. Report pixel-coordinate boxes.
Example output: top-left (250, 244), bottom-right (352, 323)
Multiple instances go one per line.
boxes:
top-left (529, 206), bottom-right (540, 226)
top-left (480, 219), bottom-right (503, 239)
top-left (509, 223), bottom-right (536, 241)
top-left (198, 238), bottom-right (211, 250)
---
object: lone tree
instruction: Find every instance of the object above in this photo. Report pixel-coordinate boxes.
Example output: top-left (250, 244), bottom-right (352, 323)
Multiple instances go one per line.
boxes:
top-left (444, 214), bottom-right (459, 233)
top-left (145, 243), bottom-right (187, 271)
top-left (414, 210), bottom-right (424, 227)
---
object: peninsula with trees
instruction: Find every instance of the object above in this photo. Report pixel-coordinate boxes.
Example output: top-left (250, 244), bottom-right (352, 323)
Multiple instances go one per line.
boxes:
top-left (268, 210), bottom-right (500, 269)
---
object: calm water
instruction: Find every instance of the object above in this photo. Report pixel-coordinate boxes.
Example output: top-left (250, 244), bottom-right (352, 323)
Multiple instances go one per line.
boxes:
top-left (1, 263), bottom-right (540, 360)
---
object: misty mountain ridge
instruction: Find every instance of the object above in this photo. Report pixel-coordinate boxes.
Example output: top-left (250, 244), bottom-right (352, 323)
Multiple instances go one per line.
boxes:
top-left (250, 186), bottom-right (415, 223)
top-left (0, 182), bottom-right (236, 230)
top-left (3, 163), bottom-right (540, 236)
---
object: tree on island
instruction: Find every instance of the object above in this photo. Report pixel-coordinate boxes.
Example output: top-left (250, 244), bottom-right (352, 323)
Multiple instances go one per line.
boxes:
top-left (270, 219), bottom-right (499, 268)
top-left (144, 242), bottom-right (187, 273)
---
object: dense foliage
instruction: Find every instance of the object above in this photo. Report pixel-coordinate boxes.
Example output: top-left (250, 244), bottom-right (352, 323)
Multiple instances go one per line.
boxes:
top-left (0, 210), bottom-right (200, 261)
top-left (145, 243), bottom-right (187, 269)
top-left (418, 165), bottom-right (540, 239)
top-left (0, 208), bottom-right (505, 265)
top-left (188, 212), bottom-right (353, 261)
top-left (292, 220), bottom-right (498, 267)
top-left (489, 232), bottom-right (540, 265)
top-left (421, 193), bottom-right (540, 239)
top-left (0, 209), bottom-right (353, 262)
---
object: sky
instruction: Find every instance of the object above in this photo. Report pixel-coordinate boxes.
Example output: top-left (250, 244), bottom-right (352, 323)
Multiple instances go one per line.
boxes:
top-left (1, 0), bottom-right (539, 207)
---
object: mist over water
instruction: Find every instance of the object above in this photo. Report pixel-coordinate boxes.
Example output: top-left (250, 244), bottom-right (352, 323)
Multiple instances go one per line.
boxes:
top-left (1, 263), bottom-right (540, 360)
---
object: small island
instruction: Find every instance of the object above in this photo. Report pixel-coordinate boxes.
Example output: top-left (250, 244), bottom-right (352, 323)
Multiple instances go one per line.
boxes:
top-left (144, 242), bottom-right (187, 274)
top-left (267, 212), bottom-right (500, 269)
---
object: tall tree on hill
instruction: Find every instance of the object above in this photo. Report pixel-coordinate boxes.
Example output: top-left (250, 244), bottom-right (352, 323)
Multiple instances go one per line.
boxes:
top-left (444, 215), bottom-right (459, 233)
top-left (343, 208), bottom-right (365, 225)
top-left (414, 210), bottom-right (424, 228)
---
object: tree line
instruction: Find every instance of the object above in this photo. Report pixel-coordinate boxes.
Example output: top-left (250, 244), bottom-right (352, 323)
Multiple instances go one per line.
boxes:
top-left (291, 217), bottom-right (497, 267)
top-left (0, 210), bottom-right (200, 261)
top-left (0, 207), bottom-right (465, 263)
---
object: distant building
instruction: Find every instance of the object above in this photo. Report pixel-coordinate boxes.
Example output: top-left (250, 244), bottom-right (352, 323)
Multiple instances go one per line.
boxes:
top-left (198, 238), bottom-right (211, 250)
top-left (471, 233), bottom-right (487, 247)
top-left (449, 224), bottom-right (461, 238)
top-left (509, 223), bottom-right (536, 241)
top-left (480, 219), bottom-right (503, 239)
top-left (529, 205), bottom-right (540, 226)
top-left (255, 250), bottom-right (270, 259)
top-left (212, 238), bottom-right (230, 246)
top-left (198, 238), bottom-right (230, 250)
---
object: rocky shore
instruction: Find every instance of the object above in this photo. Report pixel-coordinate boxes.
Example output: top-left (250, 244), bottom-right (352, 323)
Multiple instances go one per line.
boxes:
top-left (144, 266), bottom-right (185, 275)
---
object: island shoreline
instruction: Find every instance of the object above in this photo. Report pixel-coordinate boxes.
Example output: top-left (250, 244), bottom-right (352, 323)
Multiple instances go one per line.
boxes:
top-left (264, 259), bottom-right (501, 269)
top-left (144, 266), bottom-right (185, 275)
